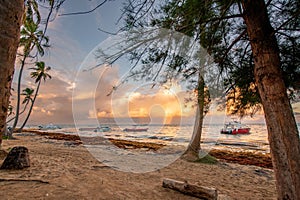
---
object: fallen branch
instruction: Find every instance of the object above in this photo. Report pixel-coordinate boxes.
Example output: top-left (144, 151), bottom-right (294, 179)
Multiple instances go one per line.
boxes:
top-left (162, 178), bottom-right (218, 200)
top-left (0, 178), bottom-right (49, 184)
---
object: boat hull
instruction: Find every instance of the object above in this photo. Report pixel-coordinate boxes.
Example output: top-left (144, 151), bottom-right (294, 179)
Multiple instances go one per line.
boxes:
top-left (221, 128), bottom-right (250, 135)
top-left (123, 128), bottom-right (148, 132)
top-left (79, 127), bottom-right (111, 132)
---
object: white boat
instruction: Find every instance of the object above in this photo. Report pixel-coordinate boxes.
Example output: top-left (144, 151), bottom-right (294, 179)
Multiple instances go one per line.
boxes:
top-left (94, 126), bottom-right (111, 132)
top-left (79, 126), bottom-right (111, 132)
top-left (38, 123), bottom-right (61, 130)
top-left (220, 120), bottom-right (250, 135)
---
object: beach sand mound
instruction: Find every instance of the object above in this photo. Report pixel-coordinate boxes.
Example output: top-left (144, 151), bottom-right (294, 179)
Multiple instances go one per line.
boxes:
top-left (0, 133), bottom-right (276, 199)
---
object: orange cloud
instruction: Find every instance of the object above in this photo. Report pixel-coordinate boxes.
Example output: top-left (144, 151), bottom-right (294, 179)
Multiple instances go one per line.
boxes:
top-left (107, 82), bottom-right (196, 122)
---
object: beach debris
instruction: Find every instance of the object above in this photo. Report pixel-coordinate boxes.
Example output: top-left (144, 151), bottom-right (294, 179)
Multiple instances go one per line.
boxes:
top-left (0, 178), bottom-right (49, 184)
top-left (209, 149), bottom-right (273, 169)
top-left (254, 168), bottom-right (273, 179)
top-left (91, 165), bottom-right (110, 170)
top-left (63, 141), bottom-right (81, 147)
top-left (109, 138), bottom-right (164, 150)
top-left (162, 178), bottom-right (218, 200)
top-left (0, 146), bottom-right (30, 170)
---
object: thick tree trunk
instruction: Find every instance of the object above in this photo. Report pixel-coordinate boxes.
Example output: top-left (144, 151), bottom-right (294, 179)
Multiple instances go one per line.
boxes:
top-left (0, 1), bottom-right (24, 146)
top-left (242, 1), bottom-right (300, 199)
top-left (182, 74), bottom-right (205, 161)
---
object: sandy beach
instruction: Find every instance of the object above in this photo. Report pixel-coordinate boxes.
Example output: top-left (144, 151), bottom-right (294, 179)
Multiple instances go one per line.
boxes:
top-left (0, 132), bottom-right (276, 199)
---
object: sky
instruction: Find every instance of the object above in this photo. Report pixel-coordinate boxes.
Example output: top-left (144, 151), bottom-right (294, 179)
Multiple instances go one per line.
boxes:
top-left (10, 1), bottom-right (124, 125)
top-left (11, 0), bottom-right (202, 126)
top-left (9, 0), bottom-right (300, 126)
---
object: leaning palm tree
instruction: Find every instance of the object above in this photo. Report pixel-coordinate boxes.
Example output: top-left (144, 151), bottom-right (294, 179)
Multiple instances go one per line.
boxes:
top-left (18, 61), bottom-right (51, 132)
top-left (10, 18), bottom-right (49, 135)
top-left (6, 88), bottom-right (34, 124)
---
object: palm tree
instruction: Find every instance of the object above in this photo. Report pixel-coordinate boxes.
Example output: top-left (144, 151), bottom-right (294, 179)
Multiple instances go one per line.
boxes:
top-left (6, 88), bottom-right (34, 124)
top-left (10, 18), bottom-right (49, 135)
top-left (0, 0), bottom-right (62, 145)
top-left (22, 88), bottom-right (35, 105)
top-left (19, 18), bottom-right (49, 57)
top-left (0, 0), bottom-right (24, 145)
top-left (18, 61), bottom-right (51, 132)
top-left (24, 0), bottom-right (41, 25)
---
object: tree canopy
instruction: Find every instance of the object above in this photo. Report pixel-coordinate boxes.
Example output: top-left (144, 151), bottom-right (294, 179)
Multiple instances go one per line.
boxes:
top-left (122, 0), bottom-right (300, 117)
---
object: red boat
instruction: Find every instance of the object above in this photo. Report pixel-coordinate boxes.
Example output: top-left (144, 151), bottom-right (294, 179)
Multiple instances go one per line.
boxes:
top-left (220, 121), bottom-right (250, 135)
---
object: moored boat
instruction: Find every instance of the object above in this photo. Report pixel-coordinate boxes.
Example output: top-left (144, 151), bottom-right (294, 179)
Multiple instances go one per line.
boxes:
top-left (38, 123), bottom-right (61, 130)
top-left (79, 126), bottom-right (111, 132)
top-left (220, 121), bottom-right (250, 135)
top-left (123, 125), bottom-right (148, 132)
top-left (95, 126), bottom-right (111, 132)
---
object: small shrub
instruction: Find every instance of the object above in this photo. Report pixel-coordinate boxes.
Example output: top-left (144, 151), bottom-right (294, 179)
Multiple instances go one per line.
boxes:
top-left (196, 154), bottom-right (218, 164)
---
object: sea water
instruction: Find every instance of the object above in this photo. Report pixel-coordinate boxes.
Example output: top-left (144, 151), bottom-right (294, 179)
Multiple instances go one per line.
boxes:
top-left (35, 123), bottom-right (300, 154)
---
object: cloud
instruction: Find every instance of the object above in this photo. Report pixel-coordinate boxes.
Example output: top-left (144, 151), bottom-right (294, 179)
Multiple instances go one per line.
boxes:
top-left (93, 80), bottom-right (196, 121)
top-left (27, 76), bottom-right (74, 124)
top-left (72, 65), bottom-right (120, 122)
top-left (8, 68), bottom-right (75, 125)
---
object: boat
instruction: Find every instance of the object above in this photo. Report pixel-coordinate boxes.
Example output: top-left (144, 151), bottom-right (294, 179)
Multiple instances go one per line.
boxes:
top-left (94, 126), bottom-right (111, 132)
top-left (123, 127), bottom-right (148, 132)
top-left (79, 126), bottom-right (111, 132)
top-left (38, 123), bottom-right (61, 130)
top-left (78, 127), bottom-right (95, 131)
top-left (123, 125), bottom-right (148, 132)
top-left (220, 120), bottom-right (250, 135)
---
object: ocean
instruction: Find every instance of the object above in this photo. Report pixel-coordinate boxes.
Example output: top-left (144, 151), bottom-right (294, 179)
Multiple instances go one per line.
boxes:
top-left (34, 122), bottom-right (300, 154)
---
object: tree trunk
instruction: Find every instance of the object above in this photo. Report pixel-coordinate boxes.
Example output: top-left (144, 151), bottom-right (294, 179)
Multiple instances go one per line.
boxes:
top-left (242, 1), bottom-right (300, 199)
top-left (182, 74), bottom-right (205, 161)
top-left (6, 101), bottom-right (30, 124)
top-left (11, 57), bottom-right (26, 135)
top-left (19, 80), bottom-right (41, 132)
top-left (0, 0), bottom-right (24, 146)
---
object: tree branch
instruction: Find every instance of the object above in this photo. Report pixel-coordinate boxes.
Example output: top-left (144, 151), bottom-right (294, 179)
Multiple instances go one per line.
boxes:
top-left (218, 29), bottom-right (247, 65)
top-left (273, 9), bottom-right (300, 35)
top-left (200, 14), bottom-right (243, 25)
top-left (59, 0), bottom-right (109, 16)
top-left (97, 27), bottom-right (118, 35)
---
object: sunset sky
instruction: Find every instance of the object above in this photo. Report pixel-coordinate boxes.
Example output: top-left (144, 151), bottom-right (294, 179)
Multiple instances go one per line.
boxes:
top-left (9, 1), bottom-right (299, 126)
top-left (9, 1), bottom-right (120, 125)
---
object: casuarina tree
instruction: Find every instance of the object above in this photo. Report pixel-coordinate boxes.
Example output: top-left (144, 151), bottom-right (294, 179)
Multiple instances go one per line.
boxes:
top-left (121, 0), bottom-right (300, 198)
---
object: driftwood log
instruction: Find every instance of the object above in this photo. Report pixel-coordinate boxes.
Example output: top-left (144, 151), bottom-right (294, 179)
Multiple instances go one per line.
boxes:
top-left (0, 178), bottom-right (49, 184)
top-left (162, 178), bottom-right (218, 200)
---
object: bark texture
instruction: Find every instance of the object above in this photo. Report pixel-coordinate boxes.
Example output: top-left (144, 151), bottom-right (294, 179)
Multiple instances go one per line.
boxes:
top-left (162, 178), bottom-right (218, 200)
top-left (242, 1), bottom-right (300, 199)
top-left (182, 75), bottom-right (205, 161)
top-left (0, 0), bottom-right (24, 145)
